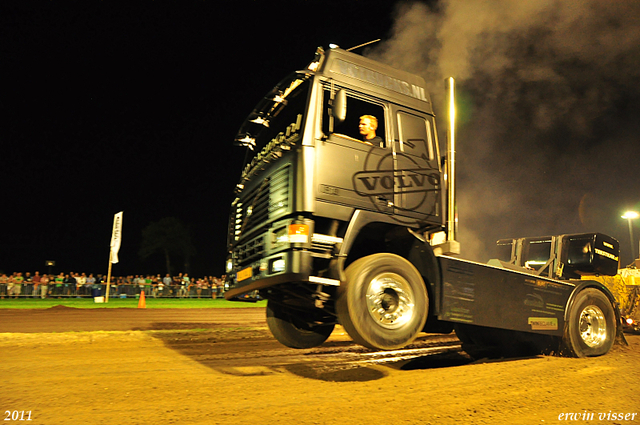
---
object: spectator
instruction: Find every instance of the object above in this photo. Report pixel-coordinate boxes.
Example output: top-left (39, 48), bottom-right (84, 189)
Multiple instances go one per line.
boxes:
top-left (211, 279), bottom-right (218, 299)
top-left (152, 274), bottom-right (163, 298)
top-left (54, 273), bottom-right (64, 297)
top-left (40, 274), bottom-right (49, 299)
top-left (76, 273), bottom-right (86, 296)
top-left (0, 270), bottom-right (228, 300)
top-left (132, 275), bottom-right (141, 295)
top-left (195, 277), bottom-right (203, 298)
top-left (12, 272), bottom-right (24, 298)
top-left (124, 275), bottom-right (133, 296)
top-left (86, 274), bottom-right (96, 296)
top-left (218, 276), bottom-right (225, 298)
top-left (24, 272), bottom-right (32, 296)
top-left (115, 276), bottom-right (124, 296)
top-left (63, 273), bottom-right (76, 296)
top-left (173, 273), bottom-right (182, 297)
top-left (0, 273), bottom-right (7, 298)
top-left (6, 274), bottom-right (15, 298)
top-left (162, 274), bottom-right (172, 297)
top-left (181, 273), bottom-right (190, 298)
top-left (144, 275), bottom-right (152, 295)
top-left (32, 271), bottom-right (41, 298)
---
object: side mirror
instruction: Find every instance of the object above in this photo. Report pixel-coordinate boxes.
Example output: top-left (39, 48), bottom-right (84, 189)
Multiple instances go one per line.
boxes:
top-left (332, 89), bottom-right (347, 123)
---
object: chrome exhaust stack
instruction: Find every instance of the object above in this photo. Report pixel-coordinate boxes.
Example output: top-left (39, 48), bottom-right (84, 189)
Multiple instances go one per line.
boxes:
top-left (432, 77), bottom-right (460, 255)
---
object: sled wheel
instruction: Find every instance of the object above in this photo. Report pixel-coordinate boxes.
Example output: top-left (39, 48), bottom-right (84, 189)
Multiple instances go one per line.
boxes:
top-left (336, 253), bottom-right (428, 350)
top-left (561, 288), bottom-right (615, 357)
top-left (266, 299), bottom-right (335, 349)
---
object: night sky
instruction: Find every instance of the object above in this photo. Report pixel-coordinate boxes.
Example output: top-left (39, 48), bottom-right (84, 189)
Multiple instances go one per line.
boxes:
top-left (2, 1), bottom-right (398, 277)
top-left (3, 1), bottom-right (640, 277)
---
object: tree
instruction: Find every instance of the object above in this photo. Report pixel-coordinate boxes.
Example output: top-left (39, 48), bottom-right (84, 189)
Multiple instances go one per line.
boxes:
top-left (138, 217), bottom-right (196, 276)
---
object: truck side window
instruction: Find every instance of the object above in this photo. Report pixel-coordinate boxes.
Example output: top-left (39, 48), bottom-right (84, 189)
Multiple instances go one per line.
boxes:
top-left (397, 111), bottom-right (434, 160)
top-left (322, 88), bottom-right (386, 147)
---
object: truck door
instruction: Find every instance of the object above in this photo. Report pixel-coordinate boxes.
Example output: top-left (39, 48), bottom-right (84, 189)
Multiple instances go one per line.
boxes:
top-left (316, 87), bottom-right (393, 215)
top-left (393, 110), bottom-right (441, 221)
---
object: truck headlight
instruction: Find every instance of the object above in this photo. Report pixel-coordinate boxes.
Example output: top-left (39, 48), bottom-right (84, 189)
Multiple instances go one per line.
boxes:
top-left (226, 258), bottom-right (233, 273)
top-left (271, 258), bottom-right (286, 273)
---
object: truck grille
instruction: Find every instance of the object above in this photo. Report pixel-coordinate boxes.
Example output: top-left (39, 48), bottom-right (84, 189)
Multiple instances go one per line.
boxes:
top-left (229, 164), bottom-right (291, 263)
top-left (236, 235), bottom-right (265, 265)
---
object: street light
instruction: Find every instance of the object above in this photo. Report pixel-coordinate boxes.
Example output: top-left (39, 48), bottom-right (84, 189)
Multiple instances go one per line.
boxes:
top-left (621, 211), bottom-right (639, 261)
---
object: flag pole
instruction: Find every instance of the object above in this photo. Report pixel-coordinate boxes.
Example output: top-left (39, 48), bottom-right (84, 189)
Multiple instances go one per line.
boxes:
top-left (105, 250), bottom-right (113, 303)
top-left (106, 211), bottom-right (123, 303)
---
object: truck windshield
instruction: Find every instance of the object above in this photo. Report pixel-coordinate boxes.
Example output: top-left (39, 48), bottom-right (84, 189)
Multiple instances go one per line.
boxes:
top-left (235, 73), bottom-right (310, 159)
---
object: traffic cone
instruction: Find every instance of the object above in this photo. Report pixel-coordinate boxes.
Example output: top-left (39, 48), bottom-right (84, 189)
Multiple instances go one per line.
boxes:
top-left (138, 290), bottom-right (146, 309)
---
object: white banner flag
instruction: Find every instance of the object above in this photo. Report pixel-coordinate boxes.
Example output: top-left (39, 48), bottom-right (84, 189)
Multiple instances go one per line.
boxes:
top-left (110, 211), bottom-right (123, 264)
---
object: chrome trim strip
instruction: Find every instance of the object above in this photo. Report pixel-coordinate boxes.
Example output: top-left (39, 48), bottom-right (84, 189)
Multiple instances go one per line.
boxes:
top-left (309, 276), bottom-right (341, 286)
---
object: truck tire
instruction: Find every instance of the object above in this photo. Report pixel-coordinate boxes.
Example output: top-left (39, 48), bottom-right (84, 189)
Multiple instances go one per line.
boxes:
top-left (336, 253), bottom-right (428, 350)
top-left (266, 300), bottom-right (335, 349)
top-left (561, 288), bottom-right (616, 357)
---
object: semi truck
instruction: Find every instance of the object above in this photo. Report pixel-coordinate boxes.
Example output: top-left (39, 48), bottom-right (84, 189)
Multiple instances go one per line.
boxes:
top-left (224, 45), bottom-right (622, 358)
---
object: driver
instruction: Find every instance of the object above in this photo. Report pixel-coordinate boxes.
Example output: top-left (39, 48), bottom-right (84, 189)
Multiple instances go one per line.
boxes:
top-left (359, 115), bottom-right (384, 147)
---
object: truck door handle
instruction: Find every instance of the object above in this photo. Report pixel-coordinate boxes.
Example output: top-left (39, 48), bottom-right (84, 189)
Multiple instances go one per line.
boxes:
top-left (377, 196), bottom-right (394, 207)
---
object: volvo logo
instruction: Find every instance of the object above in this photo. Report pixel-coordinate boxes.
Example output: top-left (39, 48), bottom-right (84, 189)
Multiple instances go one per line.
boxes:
top-left (354, 169), bottom-right (440, 197)
top-left (351, 148), bottom-right (440, 224)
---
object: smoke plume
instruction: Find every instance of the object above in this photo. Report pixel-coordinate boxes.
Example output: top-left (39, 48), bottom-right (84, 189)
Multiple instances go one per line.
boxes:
top-left (369, 0), bottom-right (640, 263)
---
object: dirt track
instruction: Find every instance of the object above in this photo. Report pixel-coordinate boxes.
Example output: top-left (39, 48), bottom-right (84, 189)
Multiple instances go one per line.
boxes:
top-left (1, 306), bottom-right (639, 425)
top-left (0, 306), bottom-right (267, 333)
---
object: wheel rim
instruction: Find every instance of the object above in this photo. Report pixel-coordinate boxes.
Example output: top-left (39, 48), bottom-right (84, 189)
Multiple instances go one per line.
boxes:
top-left (578, 305), bottom-right (607, 348)
top-left (365, 272), bottom-right (415, 330)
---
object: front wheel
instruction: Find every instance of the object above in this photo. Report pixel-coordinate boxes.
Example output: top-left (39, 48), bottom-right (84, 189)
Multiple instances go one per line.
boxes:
top-left (561, 288), bottom-right (616, 357)
top-left (266, 300), bottom-right (335, 349)
top-left (336, 253), bottom-right (428, 350)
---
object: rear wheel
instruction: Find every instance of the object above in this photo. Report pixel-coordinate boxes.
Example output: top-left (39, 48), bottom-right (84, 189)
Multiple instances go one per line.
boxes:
top-left (266, 300), bottom-right (335, 349)
top-left (336, 253), bottom-right (428, 350)
top-left (561, 288), bottom-right (615, 357)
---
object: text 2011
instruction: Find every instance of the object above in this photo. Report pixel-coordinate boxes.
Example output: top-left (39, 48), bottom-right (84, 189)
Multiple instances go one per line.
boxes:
top-left (4, 411), bottom-right (32, 421)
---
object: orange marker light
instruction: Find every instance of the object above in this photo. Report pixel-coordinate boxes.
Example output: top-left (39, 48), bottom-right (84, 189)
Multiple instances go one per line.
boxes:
top-left (288, 224), bottom-right (309, 243)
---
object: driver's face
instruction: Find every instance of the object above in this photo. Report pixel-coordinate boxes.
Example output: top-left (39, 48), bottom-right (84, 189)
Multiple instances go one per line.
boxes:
top-left (359, 118), bottom-right (375, 137)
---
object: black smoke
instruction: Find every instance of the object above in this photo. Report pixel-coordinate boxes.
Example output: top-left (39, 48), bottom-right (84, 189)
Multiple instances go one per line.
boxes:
top-left (369, 0), bottom-right (640, 264)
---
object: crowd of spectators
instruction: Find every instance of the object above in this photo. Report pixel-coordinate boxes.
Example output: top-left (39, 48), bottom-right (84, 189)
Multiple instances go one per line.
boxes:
top-left (0, 271), bottom-right (227, 299)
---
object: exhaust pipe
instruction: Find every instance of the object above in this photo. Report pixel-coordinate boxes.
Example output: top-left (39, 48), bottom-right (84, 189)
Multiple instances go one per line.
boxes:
top-left (443, 77), bottom-right (460, 254)
top-left (425, 77), bottom-right (460, 256)
top-left (445, 77), bottom-right (457, 242)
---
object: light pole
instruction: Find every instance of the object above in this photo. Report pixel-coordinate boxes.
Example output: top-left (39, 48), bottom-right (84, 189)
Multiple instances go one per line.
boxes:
top-left (621, 211), bottom-right (639, 261)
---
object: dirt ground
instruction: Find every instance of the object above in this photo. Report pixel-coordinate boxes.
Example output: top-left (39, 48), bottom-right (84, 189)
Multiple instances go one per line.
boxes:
top-left (1, 306), bottom-right (638, 425)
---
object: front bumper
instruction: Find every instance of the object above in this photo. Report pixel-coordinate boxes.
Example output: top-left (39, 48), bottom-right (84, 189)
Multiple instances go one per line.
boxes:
top-left (225, 248), bottom-right (313, 299)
